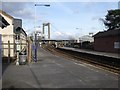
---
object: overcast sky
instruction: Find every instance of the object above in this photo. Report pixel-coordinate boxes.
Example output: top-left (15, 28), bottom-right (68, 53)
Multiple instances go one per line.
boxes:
top-left (1, 2), bottom-right (118, 39)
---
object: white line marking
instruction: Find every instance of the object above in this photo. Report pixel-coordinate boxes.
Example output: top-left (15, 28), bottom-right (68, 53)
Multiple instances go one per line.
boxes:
top-left (74, 62), bottom-right (87, 67)
top-left (74, 61), bottom-right (119, 75)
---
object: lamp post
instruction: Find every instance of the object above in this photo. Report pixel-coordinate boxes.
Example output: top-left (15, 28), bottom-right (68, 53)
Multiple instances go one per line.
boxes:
top-left (35, 4), bottom-right (50, 7)
top-left (34, 4), bottom-right (50, 62)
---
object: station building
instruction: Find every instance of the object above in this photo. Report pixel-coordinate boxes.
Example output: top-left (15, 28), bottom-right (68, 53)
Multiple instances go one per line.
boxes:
top-left (0, 10), bottom-right (27, 59)
top-left (93, 29), bottom-right (120, 53)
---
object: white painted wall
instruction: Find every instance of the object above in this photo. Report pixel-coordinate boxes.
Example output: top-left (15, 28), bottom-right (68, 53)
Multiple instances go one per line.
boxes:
top-left (0, 12), bottom-right (27, 58)
top-left (0, 13), bottom-right (14, 57)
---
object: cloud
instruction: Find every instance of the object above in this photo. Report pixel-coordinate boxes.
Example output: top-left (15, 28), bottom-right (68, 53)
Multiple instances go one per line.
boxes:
top-left (56, 31), bottom-right (62, 36)
top-left (1, 2), bottom-right (37, 34)
top-left (2, 2), bottom-right (26, 13)
top-left (53, 31), bottom-right (76, 40)
top-left (92, 16), bottom-right (100, 21)
top-left (57, 2), bottom-right (73, 14)
top-left (12, 8), bottom-right (34, 19)
top-left (1, 2), bottom-right (35, 19)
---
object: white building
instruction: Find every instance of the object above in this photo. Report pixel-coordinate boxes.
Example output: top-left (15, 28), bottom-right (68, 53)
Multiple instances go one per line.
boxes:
top-left (79, 35), bottom-right (94, 42)
top-left (0, 10), bottom-right (27, 58)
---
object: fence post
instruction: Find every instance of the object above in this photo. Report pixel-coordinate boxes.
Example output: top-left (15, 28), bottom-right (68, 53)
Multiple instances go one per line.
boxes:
top-left (27, 38), bottom-right (32, 63)
top-left (8, 41), bottom-right (10, 63)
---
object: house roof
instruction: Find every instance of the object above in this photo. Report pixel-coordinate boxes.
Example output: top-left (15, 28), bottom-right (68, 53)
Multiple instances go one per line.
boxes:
top-left (0, 10), bottom-right (13, 19)
top-left (16, 27), bottom-right (27, 37)
top-left (0, 14), bottom-right (10, 29)
top-left (93, 29), bottom-right (120, 38)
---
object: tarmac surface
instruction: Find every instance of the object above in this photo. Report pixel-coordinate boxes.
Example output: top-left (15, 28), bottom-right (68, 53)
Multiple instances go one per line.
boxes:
top-left (2, 47), bottom-right (119, 88)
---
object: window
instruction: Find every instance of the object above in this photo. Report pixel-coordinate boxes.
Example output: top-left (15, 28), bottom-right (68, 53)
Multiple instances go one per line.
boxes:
top-left (15, 35), bottom-right (20, 40)
top-left (114, 42), bottom-right (120, 49)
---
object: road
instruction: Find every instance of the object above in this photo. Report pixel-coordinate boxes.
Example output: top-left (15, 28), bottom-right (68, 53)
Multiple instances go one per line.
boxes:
top-left (2, 47), bottom-right (119, 88)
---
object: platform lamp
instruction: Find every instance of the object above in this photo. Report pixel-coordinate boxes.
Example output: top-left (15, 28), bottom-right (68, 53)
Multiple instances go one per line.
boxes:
top-left (34, 4), bottom-right (50, 62)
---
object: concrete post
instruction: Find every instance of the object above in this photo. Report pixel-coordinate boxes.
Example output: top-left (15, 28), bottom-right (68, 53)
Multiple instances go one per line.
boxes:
top-left (27, 38), bottom-right (32, 63)
top-left (43, 23), bottom-right (45, 35)
top-left (48, 23), bottom-right (50, 39)
top-left (16, 52), bottom-right (19, 65)
top-left (8, 41), bottom-right (10, 63)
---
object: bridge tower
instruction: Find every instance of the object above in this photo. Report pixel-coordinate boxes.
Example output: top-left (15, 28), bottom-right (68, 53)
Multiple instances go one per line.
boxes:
top-left (42, 23), bottom-right (50, 39)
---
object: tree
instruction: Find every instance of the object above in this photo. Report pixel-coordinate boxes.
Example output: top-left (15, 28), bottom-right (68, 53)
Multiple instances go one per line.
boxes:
top-left (104, 9), bottom-right (120, 30)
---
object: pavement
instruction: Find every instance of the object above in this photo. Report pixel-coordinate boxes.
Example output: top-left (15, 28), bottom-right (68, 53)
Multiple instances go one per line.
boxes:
top-left (2, 47), bottom-right (119, 89)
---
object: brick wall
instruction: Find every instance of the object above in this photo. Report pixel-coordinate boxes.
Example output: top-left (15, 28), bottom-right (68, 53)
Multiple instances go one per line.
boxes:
top-left (94, 36), bottom-right (120, 53)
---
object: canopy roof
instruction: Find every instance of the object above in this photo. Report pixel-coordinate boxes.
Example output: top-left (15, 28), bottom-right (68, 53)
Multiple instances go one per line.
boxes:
top-left (0, 14), bottom-right (10, 29)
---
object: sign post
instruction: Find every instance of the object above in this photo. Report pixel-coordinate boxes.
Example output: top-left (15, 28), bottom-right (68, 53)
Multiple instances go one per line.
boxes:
top-left (15, 34), bottom-right (20, 65)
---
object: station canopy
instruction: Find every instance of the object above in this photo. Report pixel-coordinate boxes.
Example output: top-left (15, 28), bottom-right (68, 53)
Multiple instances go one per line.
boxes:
top-left (0, 14), bottom-right (10, 29)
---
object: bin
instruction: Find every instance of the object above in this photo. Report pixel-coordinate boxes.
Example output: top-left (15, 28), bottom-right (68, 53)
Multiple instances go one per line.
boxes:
top-left (19, 52), bottom-right (27, 65)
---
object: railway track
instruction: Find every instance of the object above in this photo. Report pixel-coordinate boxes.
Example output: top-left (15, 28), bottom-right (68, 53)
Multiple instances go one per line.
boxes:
top-left (44, 46), bottom-right (120, 74)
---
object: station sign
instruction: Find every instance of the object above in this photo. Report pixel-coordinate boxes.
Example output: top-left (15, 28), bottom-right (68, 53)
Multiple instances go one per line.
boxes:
top-left (15, 39), bottom-right (20, 52)
top-left (16, 44), bottom-right (21, 52)
top-left (15, 40), bottom-right (20, 44)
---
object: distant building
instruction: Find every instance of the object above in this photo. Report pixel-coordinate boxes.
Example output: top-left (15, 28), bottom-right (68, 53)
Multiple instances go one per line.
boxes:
top-left (93, 29), bottom-right (120, 53)
top-left (0, 10), bottom-right (27, 58)
top-left (79, 35), bottom-right (94, 42)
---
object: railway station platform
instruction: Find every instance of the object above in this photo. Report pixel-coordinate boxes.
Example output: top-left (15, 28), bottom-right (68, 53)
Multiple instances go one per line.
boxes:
top-left (2, 47), bottom-right (119, 88)
top-left (58, 47), bottom-right (120, 59)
